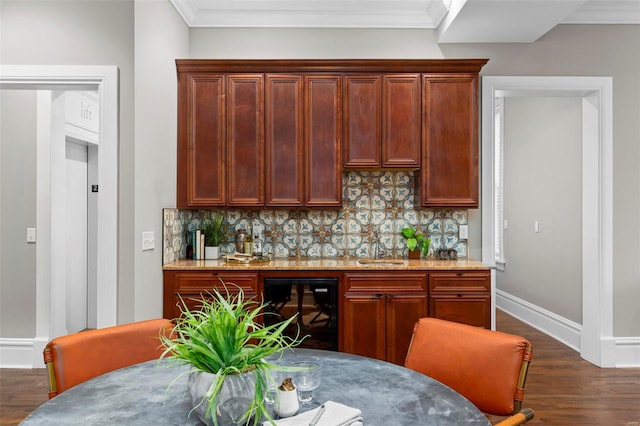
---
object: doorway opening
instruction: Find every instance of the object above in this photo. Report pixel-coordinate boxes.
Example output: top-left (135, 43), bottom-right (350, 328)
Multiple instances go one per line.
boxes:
top-left (481, 76), bottom-right (613, 367)
top-left (0, 65), bottom-right (118, 367)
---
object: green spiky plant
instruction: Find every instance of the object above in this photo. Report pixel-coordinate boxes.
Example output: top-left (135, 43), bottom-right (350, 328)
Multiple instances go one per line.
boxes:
top-left (401, 226), bottom-right (431, 257)
top-left (160, 284), bottom-right (306, 426)
top-left (202, 212), bottom-right (226, 247)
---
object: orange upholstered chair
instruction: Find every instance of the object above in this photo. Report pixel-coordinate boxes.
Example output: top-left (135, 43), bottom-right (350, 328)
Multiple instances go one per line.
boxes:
top-left (404, 317), bottom-right (533, 416)
top-left (43, 318), bottom-right (173, 399)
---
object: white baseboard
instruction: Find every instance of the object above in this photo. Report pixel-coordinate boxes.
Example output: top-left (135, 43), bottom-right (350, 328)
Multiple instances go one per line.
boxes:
top-left (0, 338), bottom-right (47, 368)
top-left (497, 290), bottom-right (640, 368)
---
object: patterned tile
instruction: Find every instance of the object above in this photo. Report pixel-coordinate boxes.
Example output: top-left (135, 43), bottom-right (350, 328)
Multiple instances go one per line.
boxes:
top-left (162, 171), bottom-right (469, 264)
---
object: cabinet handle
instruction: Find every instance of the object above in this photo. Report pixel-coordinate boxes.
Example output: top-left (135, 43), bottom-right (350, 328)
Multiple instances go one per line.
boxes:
top-left (456, 272), bottom-right (464, 276)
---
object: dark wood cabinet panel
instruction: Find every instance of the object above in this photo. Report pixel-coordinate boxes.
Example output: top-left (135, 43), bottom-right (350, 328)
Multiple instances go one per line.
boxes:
top-left (429, 294), bottom-right (490, 328)
top-left (382, 74), bottom-right (421, 167)
top-left (265, 74), bottom-right (304, 206)
top-left (227, 74), bottom-right (265, 207)
top-left (163, 270), bottom-right (259, 319)
top-left (342, 272), bottom-right (428, 365)
top-left (428, 270), bottom-right (490, 328)
top-left (305, 75), bottom-right (343, 207)
top-left (342, 293), bottom-right (386, 360)
top-left (177, 74), bottom-right (226, 207)
top-left (343, 272), bottom-right (427, 293)
top-left (343, 75), bottom-right (381, 167)
top-left (385, 294), bottom-right (428, 365)
top-left (420, 74), bottom-right (479, 207)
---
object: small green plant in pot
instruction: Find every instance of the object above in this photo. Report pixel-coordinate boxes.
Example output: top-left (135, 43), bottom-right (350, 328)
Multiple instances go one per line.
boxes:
top-left (401, 226), bottom-right (430, 259)
top-left (202, 212), bottom-right (226, 259)
top-left (160, 285), bottom-right (306, 426)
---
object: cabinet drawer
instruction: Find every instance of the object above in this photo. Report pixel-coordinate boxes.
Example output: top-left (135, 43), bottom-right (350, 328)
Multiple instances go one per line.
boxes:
top-left (429, 271), bottom-right (490, 293)
top-left (429, 293), bottom-right (491, 328)
top-left (344, 272), bottom-right (427, 293)
top-left (171, 271), bottom-right (259, 294)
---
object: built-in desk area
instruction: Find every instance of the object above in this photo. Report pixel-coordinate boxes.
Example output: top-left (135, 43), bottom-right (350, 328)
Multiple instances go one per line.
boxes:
top-left (163, 258), bottom-right (491, 365)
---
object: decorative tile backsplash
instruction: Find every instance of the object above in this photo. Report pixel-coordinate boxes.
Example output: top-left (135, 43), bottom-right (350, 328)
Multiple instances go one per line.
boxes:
top-left (163, 171), bottom-right (468, 264)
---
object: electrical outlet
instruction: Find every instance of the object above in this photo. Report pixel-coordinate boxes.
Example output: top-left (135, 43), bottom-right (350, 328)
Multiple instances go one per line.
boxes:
top-left (142, 232), bottom-right (155, 251)
top-left (459, 225), bottom-right (468, 239)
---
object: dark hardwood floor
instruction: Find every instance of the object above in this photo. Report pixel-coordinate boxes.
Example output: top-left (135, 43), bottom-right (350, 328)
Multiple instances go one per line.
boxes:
top-left (1, 311), bottom-right (639, 425)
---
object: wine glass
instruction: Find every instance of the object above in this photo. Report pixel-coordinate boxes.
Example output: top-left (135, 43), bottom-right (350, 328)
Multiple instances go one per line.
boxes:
top-left (292, 361), bottom-right (321, 405)
top-left (264, 367), bottom-right (287, 405)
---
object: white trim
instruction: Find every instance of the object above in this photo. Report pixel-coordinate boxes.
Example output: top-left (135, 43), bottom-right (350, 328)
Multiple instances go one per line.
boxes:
top-left (0, 338), bottom-right (47, 369)
top-left (0, 65), bottom-right (118, 366)
top-left (497, 290), bottom-right (581, 352)
top-left (482, 76), bottom-right (614, 367)
top-left (497, 292), bottom-right (640, 368)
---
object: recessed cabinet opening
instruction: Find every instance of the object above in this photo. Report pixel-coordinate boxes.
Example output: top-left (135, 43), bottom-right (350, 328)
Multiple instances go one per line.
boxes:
top-left (263, 277), bottom-right (338, 351)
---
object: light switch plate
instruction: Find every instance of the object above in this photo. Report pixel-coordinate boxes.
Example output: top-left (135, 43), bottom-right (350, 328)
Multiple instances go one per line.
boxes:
top-left (142, 231), bottom-right (155, 251)
top-left (27, 228), bottom-right (36, 243)
top-left (459, 225), bottom-right (468, 239)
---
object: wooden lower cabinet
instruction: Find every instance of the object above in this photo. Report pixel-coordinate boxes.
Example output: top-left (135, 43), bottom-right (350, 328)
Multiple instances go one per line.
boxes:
top-left (342, 272), bottom-right (428, 365)
top-left (428, 270), bottom-right (491, 328)
top-left (163, 270), bottom-right (259, 319)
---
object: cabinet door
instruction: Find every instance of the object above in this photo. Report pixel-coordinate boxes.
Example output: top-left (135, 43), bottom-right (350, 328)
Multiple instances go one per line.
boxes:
top-left (342, 293), bottom-right (386, 360)
top-left (421, 74), bottom-right (479, 207)
top-left (177, 74), bottom-right (226, 207)
top-left (343, 75), bottom-right (381, 168)
top-left (163, 270), bottom-right (259, 319)
top-left (385, 294), bottom-right (428, 365)
top-left (429, 293), bottom-right (490, 328)
top-left (382, 74), bottom-right (421, 167)
top-left (265, 74), bottom-right (304, 206)
top-left (305, 75), bottom-right (342, 207)
top-left (227, 74), bottom-right (264, 206)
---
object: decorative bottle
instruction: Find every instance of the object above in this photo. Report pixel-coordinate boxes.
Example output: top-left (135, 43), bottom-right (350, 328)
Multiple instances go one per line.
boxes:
top-left (235, 228), bottom-right (247, 253)
top-left (252, 228), bottom-right (263, 257)
top-left (243, 226), bottom-right (253, 256)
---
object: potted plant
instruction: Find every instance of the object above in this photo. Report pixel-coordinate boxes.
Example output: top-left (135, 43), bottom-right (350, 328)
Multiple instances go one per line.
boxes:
top-left (401, 226), bottom-right (430, 259)
top-left (159, 285), bottom-right (306, 426)
top-left (202, 212), bottom-right (226, 259)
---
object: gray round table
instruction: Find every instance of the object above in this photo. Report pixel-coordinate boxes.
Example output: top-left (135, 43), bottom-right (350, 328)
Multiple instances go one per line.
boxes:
top-left (21, 349), bottom-right (489, 425)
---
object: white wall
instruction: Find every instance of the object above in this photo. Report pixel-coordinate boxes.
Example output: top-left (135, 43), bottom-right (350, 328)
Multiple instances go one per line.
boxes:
top-left (499, 97), bottom-right (583, 324)
top-left (0, 90), bottom-right (37, 337)
top-left (134, 1), bottom-right (189, 320)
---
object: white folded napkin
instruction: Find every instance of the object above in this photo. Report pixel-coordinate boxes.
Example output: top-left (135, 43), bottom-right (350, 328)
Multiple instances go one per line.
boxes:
top-left (263, 400), bottom-right (363, 426)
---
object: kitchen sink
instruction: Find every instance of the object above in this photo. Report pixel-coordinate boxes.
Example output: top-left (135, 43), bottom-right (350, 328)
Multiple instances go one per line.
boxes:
top-left (358, 259), bottom-right (405, 266)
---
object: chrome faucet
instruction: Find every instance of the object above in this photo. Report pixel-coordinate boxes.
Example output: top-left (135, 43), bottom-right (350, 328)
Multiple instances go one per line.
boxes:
top-left (373, 235), bottom-right (386, 260)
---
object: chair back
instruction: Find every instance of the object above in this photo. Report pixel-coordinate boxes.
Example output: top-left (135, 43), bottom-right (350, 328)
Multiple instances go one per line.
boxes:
top-left (404, 317), bottom-right (532, 415)
top-left (43, 318), bottom-right (173, 399)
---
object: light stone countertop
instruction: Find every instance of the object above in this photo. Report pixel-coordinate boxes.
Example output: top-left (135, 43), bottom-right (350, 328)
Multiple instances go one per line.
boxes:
top-left (163, 257), bottom-right (489, 271)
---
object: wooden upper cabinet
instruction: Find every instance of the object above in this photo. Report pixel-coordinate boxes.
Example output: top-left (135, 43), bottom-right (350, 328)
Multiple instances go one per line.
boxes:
top-left (175, 60), bottom-right (487, 208)
top-left (420, 74), bottom-right (479, 207)
top-left (227, 74), bottom-right (265, 207)
top-left (265, 74), bottom-right (304, 207)
top-left (343, 74), bottom-right (421, 168)
top-left (305, 75), bottom-right (342, 207)
top-left (382, 74), bottom-right (421, 167)
top-left (343, 75), bottom-right (381, 168)
top-left (177, 73), bottom-right (226, 208)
